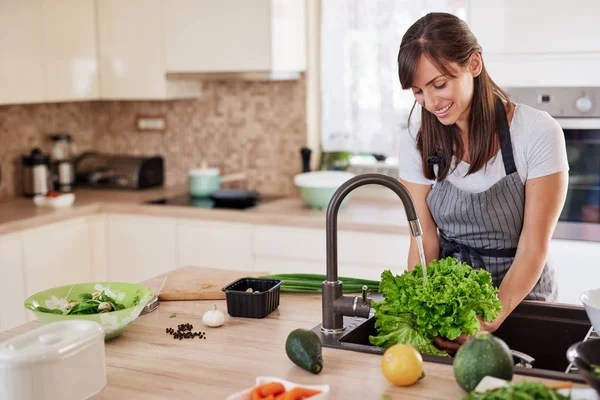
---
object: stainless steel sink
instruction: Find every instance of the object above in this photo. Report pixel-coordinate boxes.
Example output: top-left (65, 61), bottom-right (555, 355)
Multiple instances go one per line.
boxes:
top-left (312, 299), bottom-right (591, 383)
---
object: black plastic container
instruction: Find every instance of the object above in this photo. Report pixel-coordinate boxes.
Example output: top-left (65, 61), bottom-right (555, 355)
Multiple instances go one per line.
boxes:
top-left (221, 278), bottom-right (283, 318)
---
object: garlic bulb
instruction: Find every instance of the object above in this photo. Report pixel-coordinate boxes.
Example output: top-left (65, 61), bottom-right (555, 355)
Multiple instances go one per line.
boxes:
top-left (98, 302), bottom-right (113, 312)
top-left (202, 304), bottom-right (225, 328)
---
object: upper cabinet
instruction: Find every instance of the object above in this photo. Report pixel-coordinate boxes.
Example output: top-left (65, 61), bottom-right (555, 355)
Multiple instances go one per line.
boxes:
top-left (0, 0), bottom-right (98, 105)
top-left (42, 0), bottom-right (99, 102)
top-left (163, 0), bottom-right (306, 77)
top-left (0, 0), bottom-right (44, 105)
top-left (0, 0), bottom-right (305, 105)
top-left (468, 0), bottom-right (600, 87)
top-left (469, 0), bottom-right (600, 55)
top-left (96, 0), bottom-right (167, 99)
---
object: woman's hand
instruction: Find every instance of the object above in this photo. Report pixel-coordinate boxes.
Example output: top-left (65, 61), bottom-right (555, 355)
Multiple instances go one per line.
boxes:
top-left (432, 317), bottom-right (500, 352)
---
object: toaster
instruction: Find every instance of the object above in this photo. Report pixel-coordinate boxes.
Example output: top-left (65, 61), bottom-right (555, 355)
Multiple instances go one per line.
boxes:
top-left (74, 152), bottom-right (164, 189)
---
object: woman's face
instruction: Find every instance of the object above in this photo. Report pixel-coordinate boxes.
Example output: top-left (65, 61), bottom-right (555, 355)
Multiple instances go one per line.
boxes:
top-left (410, 53), bottom-right (482, 128)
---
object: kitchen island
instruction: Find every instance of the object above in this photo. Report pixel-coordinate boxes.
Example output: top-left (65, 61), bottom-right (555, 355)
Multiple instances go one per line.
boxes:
top-left (0, 275), bottom-right (588, 400)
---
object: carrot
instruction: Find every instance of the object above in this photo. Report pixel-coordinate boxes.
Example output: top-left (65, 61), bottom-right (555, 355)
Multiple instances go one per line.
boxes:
top-left (251, 387), bottom-right (262, 400)
top-left (274, 393), bottom-right (287, 400)
top-left (259, 382), bottom-right (286, 396)
top-left (262, 396), bottom-right (275, 400)
top-left (283, 387), bottom-right (322, 399)
top-left (548, 381), bottom-right (573, 390)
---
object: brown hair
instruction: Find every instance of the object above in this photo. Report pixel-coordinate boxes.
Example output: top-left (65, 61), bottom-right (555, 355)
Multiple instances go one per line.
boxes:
top-left (398, 12), bottom-right (510, 181)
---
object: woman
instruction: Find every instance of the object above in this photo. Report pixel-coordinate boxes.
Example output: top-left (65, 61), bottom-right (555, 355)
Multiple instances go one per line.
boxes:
top-left (396, 13), bottom-right (569, 351)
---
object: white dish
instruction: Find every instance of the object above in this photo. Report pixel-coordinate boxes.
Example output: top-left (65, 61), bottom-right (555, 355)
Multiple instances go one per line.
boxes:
top-left (33, 193), bottom-right (75, 209)
top-left (581, 289), bottom-right (600, 334)
top-left (475, 376), bottom-right (598, 400)
top-left (226, 376), bottom-right (330, 400)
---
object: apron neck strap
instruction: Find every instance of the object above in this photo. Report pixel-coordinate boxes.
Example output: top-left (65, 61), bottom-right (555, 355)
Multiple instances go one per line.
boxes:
top-left (496, 99), bottom-right (517, 175)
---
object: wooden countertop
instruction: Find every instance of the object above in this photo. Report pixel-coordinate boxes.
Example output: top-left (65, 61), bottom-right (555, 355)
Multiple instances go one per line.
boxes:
top-left (0, 276), bottom-right (583, 400)
top-left (0, 185), bottom-right (411, 236)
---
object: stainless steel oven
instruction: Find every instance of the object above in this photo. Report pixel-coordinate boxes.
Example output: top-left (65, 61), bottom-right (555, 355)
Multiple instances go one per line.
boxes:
top-left (505, 87), bottom-right (600, 242)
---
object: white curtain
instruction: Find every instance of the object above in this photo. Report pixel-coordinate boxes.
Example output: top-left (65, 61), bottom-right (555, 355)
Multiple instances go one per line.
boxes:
top-left (320, 0), bottom-right (466, 156)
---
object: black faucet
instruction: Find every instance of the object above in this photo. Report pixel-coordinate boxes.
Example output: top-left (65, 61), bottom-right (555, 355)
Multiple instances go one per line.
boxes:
top-left (321, 173), bottom-right (423, 334)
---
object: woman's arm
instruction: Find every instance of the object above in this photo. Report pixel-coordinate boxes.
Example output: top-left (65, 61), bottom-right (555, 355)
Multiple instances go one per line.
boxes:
top-left (400, 179), bottom-right (440, 271)
top-left (489, 170), bottom-right (569, 331)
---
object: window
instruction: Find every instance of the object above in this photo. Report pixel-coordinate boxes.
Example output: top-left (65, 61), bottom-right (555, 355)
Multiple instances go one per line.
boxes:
top-left (320, 0), bottom-right (467, 159)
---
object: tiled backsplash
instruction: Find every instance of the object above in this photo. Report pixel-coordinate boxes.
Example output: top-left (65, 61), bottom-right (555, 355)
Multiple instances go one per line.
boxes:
top-left (0, 77), bottom-right (306, 200)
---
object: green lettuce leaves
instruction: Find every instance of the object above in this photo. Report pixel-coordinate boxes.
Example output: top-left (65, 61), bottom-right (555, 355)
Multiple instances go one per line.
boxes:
top-left (369, 257), bottom-right (502, 356)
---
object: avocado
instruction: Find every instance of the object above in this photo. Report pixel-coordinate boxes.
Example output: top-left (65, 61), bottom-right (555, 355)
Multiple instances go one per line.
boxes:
top-left (285, 328), bottom-right (323, 374)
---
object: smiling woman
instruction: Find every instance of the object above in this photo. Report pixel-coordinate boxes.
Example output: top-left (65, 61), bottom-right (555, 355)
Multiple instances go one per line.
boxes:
top-left (395, 12), bottom-right (570, 352)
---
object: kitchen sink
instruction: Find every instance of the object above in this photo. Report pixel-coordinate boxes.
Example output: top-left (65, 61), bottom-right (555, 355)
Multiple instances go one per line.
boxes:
top-left (312, 300), bottom-right (591, 383)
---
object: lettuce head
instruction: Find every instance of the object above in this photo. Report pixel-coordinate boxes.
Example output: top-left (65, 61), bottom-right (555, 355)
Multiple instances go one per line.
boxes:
top-left (369, 257), bottom-right (502, 356)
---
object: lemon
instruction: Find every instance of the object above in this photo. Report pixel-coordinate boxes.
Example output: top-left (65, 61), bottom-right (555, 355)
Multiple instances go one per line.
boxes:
top-left (381, 344), bottom-right (424, 386)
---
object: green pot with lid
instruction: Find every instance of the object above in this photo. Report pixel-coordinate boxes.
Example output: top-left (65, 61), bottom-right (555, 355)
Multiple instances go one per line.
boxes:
top-left (189, 168), bottom-right (224, 198)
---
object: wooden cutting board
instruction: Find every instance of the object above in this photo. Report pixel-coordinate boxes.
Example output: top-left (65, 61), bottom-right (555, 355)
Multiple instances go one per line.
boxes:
top-left (158, 266), bottom-right (269, 301)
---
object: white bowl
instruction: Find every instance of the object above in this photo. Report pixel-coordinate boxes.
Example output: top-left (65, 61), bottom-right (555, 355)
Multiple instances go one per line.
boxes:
top-left (581, 288), bottom-right (600, 333)
top-left (226, 376), bottom-right (330, 400)
top-left (293, 171), bottom-right (355, 188)
top-left (293, 171), bottom-right (355, 210)
top-left (33, 193), bottom-right (75, 209)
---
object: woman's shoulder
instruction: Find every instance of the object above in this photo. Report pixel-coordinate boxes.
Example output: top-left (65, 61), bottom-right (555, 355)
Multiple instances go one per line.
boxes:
top-left (512, 103), bottom-right (561, 132)
top-left (510, 102), bottom-right (568, 180)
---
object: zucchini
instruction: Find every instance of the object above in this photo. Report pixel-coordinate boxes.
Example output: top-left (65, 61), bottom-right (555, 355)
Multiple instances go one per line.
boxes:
top-left (259, 273), bottom-right (379, 293)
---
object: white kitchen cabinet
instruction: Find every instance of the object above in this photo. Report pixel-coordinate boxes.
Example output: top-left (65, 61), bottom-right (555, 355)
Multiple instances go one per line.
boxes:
top-left (42, 0), bottom-right (99, 102)
top-left (483, 54), bottom-right (600, 88)
top-left (549, 239), bottom-right (600, 305)
top-left (0, 0), bottom-right (100, 105)
top-left (253, 225), bottom-right (410, 276)
top-left (21, 217), bottom-right (93, 298)
top-left (253, 257), bottom-right (386, 281)
top-left (163, 0), bottom-right (306, 76)
top-left (468, 0), bottom-right (600, 55)
top-left (0, 0), bottom-right (44, 105)
top-left (177, 220), bottom-right (254, 271)
top-left (0, 233), bottom-right (27, 331)
top-left (96, 0), bottom-right (167, 99)
top-left (467, 0), bottom-right (600, 87)
top-left (107, 214), bottom-right (177, 283)
top-left (88, 213), bottom-right (109, 282)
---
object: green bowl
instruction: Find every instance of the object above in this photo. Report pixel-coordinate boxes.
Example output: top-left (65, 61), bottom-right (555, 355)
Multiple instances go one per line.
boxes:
top-left (294, 171), bottom-right (355, 210)
top-left (24, 282), bottom-right (154, 340)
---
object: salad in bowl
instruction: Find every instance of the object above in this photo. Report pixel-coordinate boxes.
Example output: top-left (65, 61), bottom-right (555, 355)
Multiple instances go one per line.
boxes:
top-left (25, 282), bottom-right (154, 340)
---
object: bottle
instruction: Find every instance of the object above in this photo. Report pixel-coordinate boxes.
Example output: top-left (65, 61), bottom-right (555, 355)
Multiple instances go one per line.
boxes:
top-left (49, 133), bottom-right (76, 193)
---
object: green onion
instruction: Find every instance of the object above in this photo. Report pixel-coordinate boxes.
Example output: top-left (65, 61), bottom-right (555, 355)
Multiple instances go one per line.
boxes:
top-left (258, 273), bottom-right (380, 293)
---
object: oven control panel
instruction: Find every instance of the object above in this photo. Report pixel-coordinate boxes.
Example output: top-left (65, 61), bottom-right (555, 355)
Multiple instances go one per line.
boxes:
top-left (504, 87), bottom-right (600, 118)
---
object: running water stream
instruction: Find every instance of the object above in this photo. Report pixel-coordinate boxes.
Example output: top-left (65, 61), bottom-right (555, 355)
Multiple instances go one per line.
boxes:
top-left (415, 235), bottom-right (428, 283)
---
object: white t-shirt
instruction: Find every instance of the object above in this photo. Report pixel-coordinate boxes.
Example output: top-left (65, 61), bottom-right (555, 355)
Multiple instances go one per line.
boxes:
top-left (398, 103), bottom-right (570, 193)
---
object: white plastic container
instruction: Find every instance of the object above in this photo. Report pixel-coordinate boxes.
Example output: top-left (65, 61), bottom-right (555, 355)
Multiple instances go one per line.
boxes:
top-left (0, 320), bottom-right (106, 400)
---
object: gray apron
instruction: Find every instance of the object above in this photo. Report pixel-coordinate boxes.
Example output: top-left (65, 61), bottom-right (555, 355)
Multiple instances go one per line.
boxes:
top-left (425, 100), bottom-right (557, 301)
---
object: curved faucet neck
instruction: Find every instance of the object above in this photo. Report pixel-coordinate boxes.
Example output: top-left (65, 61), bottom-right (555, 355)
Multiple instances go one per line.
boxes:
top-left (325, 173), bottom-right (422, 282)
